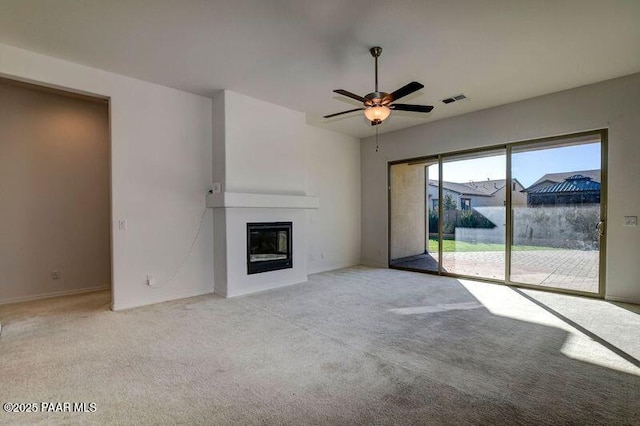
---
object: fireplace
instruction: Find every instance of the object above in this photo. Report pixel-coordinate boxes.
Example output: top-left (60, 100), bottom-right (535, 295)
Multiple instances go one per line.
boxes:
top-left (247, 222), bottom-right (292, 274)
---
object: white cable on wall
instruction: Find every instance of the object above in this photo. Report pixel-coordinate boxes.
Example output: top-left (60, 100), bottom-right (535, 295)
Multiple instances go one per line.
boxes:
top-left (148, 207), bottom-right (209, 289)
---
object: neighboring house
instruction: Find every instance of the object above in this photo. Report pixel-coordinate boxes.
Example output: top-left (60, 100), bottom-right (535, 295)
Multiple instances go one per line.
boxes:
top-left (428, 179), bottom-right (526, 210)
top-left (523, 169), bottom-right (600, 193)
top-left (522, 170), bottom-right (601, 206)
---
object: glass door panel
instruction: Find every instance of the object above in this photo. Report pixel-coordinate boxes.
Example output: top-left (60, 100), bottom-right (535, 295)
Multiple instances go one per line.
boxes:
top-left (510, 136), bottom-right (603, 294)
top-left (441, 150), bottom-right (506, 280)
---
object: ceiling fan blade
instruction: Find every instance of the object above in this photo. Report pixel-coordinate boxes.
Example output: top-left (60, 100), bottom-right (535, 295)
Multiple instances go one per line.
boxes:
top-left (389, 81), bottom-right (424, 101)
top-left (333, 89), bottom-right (367, 103)
top-left (392, 104), bottom-right (434, 113)
top-left (323, 108), bottom-right (364, 119)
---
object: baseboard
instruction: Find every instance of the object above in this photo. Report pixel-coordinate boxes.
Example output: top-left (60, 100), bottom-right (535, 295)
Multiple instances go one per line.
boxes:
top-left (605, 295), bottom-right (640, 306)
top-left (213, 289), bottom-right (227, 298)
top-left (0, 285), bottom-right (110, 306)
top-left (111, 287), bottom-right (214, 311)
top-left (307, 261), bottom-right (361, 275)
top-left (224, 278), bottom-right (308, 298)
top-left (360, 258), bottom-right (388, 268)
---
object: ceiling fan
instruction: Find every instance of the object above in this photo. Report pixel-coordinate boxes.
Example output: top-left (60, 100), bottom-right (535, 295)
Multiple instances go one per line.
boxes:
top-left (324, 46), bottom-right (434, 126)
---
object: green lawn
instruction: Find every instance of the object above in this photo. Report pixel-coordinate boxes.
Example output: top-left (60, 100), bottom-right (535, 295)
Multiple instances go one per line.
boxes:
top-left (428, 239), bottom-right (558, 253)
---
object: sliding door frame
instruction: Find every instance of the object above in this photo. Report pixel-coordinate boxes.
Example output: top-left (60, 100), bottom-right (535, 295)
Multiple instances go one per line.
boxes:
top-left (388, 129), bottom-right (608, 299)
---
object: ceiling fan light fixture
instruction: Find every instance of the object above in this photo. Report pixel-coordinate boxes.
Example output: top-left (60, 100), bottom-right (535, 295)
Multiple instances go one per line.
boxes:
top-left (324, 46), bottom-right (433, 125)
top-left (364, 105), bottom-right (391, 122)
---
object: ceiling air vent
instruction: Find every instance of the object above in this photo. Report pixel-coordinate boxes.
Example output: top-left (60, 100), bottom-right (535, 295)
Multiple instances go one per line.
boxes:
top-left (442, 94), bottom-right (468, 104)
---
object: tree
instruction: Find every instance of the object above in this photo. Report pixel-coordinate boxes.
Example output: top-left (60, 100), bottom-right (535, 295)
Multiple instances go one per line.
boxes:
top-left (443, 194), bottom-right (457, 210)
top-left (428, 210), bottom-right (439, 233)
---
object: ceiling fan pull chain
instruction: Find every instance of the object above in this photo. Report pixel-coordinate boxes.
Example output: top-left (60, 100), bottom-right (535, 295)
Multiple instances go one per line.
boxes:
top-left (375, 125), bottom-right (379, 153)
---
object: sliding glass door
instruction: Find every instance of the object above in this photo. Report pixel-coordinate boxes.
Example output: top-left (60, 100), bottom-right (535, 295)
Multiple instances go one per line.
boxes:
top-left (389, 130), bottom-right (606, 297)
top-left (510, 134), bottom-right (604, 294)
top-left (441, 149), bottom-right (506, 280)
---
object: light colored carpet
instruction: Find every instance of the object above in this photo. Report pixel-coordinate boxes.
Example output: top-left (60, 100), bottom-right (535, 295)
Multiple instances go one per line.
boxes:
top-left (0, 266), bottom-right (638, 425)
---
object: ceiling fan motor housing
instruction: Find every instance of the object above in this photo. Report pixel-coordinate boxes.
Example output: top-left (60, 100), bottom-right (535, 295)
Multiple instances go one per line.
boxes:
top-left (364, 91), bottom-right (391, 107)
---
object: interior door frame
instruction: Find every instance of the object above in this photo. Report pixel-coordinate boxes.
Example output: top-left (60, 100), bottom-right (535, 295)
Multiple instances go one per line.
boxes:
top-left (0, 74), bottom-right (114, 307)
top-left (388, 128), bottom-right (608, 300)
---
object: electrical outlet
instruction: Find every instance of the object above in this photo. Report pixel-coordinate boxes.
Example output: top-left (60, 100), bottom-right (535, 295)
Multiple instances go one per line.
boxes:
top-left (51, 270), bottom-right (60, 280)
top-left (623, 216), bottom-right (638, 227)
top-left (118, 220), bottom-right (127, 230)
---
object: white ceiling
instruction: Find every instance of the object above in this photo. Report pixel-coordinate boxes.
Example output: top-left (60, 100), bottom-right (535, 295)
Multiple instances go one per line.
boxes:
top-left (1, 1), bottom-right (639, 138)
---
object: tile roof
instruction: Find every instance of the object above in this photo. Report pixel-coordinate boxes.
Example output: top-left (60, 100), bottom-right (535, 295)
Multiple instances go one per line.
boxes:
top-left (428, 179), bottom-right (516, 197)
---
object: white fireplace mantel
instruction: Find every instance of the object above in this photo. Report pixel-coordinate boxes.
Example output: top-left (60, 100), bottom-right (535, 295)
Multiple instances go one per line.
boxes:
top-left (206, 192), bottom-right (319, 209)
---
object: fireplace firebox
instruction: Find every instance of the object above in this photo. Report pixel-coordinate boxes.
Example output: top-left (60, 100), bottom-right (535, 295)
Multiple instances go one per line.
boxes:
top-left (247, 222), bottom-right (292, 274)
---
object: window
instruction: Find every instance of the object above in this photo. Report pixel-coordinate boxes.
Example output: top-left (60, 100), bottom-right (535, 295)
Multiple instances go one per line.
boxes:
top-left (432, 199), bottom-right (439, 210)
top-left (460, 198), bottom-right (471, 211)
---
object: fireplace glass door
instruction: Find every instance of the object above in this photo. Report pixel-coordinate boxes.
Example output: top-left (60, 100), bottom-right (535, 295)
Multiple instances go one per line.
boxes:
top-left (247, 222), bottom-right (292, 274)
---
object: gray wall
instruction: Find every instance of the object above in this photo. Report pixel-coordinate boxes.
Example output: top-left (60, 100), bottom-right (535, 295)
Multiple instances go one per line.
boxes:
top-left (361, 72), bottom-right (640, 304)
top-left (512, 205), bottom-right (600, 250)
top-left (0, 80), bottom-right (111, 303)
top-left (454, 205), bottom-right (599, 249)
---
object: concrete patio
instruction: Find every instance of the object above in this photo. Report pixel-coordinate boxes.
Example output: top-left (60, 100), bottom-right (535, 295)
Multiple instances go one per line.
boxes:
top-left (391, 249), bottom-right (600, 293)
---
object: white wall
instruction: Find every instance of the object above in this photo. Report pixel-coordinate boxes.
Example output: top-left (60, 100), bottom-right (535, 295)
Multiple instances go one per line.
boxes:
top-left (305, 125), bottom-right (361, 274)
top-left (223, 91), bottom-right (307, 195)
top-left (361, 72), bottom-right (640, 303)
top-left (0, 43), bottom-right (214, 310)
top-left (213, 90), bottom-right (361, 278)
top-left (0, 80), bottom-right (110, 303)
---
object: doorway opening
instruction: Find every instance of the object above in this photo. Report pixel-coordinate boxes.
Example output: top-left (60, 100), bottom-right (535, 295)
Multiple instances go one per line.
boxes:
top-left (0, 76), bottom-right (112, 307)
top-left (389, 159), bottom-right (439, 272)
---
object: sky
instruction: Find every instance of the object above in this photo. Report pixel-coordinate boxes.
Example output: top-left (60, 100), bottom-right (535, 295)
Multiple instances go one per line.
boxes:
top-left (428, 143), bottom-right (601, 188)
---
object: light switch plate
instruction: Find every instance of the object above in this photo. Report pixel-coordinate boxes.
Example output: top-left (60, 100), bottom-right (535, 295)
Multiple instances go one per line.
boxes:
top-left (212, 182), bottom-right (222, 193)
top-left (118, 219), bottom-right (127, 230)
top-left (623, 216), bottom-right (638, 227)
